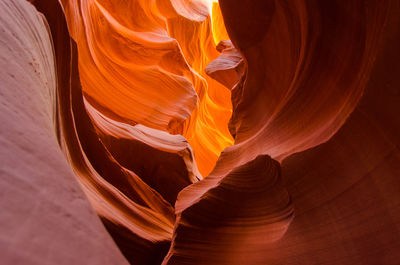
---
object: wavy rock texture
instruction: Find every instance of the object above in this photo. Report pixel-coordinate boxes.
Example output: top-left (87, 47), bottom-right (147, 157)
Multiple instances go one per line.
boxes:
top-left (60, 0), bottom-right (234, 176)
top-left (86, 101), bottom-right (202, 205)
top-left (31, 0), bottom-right (185, 263)
top-left (163, 0), bottom-right (400, 264)
top-left (267, 6), bottom-right (400, 263)
top-left (163, 155), bottom-right (294, 265)
top-left (205, 40), bottom-right (244, 89)
top-left (0, 0), bottom-right (129, 264)
top-left (1, 0), bottom-right (400, 265)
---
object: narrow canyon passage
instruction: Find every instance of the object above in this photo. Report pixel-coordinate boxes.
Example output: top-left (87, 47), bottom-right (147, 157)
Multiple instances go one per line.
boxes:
top-left (1, 0), bottom-right (400, 265)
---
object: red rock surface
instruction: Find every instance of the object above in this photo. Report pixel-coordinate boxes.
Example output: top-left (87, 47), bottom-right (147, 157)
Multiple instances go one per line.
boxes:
top-left (0, 0), bottom-right (129, 264)
top-left (205, 40), bottom-right (244, 89)
top-left (1, 0), bottom-right (399, 264)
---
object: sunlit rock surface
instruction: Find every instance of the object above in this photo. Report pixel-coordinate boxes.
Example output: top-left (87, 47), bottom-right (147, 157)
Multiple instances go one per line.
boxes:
top-left (1, 0), bottom-right (400, 264)
top-left (60, 0), bottom-right (234, 176)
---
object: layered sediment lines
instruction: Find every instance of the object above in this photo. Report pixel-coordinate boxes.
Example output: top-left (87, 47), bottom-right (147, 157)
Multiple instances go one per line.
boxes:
top-left (1, 0), bottom-right (400, 265)
top-left (163, 0), bottom-right (400, 264)
top-left (0, 0), bottom-right (130, 264)
top-left (259, 5), bottom-right (400, 262)
top-left (60, 0), bottom-right (234, 176)
top-left (163, 155), bottom-right (294, 265)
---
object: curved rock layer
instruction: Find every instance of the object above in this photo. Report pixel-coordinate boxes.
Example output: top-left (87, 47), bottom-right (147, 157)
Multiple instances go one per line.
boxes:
top-left (60, 0), bottom-right (234, 176)
top-left (163, 155), bottom-right (294, 265)
top-left (163, 0), bottom-right (400, 264)
top-left (269, 5), bottom-right (400, 263)
top-left (32, 0), bottom-right (202, 263)
top-left (1, 0), bottom-right (400, 265)
top-left (0, 0), bottom-right (129, 264)
top-left (215, 0), bottom-right (391, 168)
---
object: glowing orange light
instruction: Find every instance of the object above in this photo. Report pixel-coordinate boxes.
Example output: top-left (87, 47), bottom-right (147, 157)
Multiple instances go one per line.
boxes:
top-left (61, 0), bottom-right (233, 176)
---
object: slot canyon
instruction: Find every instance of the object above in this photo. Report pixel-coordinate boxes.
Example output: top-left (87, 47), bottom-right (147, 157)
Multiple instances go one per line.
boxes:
top-left (1, 0), bottom-right (399, 264)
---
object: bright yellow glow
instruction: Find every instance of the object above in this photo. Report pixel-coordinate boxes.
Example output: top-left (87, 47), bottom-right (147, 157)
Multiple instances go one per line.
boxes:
top-left (211, 2), bottom-right (229, 45)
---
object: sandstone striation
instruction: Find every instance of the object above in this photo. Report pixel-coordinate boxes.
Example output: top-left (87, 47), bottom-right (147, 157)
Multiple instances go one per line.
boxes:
top-left (1, 0), bottom-right (399, 264)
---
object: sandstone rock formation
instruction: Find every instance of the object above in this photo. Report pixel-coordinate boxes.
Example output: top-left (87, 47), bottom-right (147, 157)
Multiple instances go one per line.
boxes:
top-left (1, 0), bottom-right (399, 264)
top-left (0, 0), bottom-right (129, 264)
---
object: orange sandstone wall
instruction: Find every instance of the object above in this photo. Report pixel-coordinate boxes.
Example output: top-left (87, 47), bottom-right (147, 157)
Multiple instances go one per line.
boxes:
top-left (1, 0), bottom-right (399, 265)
